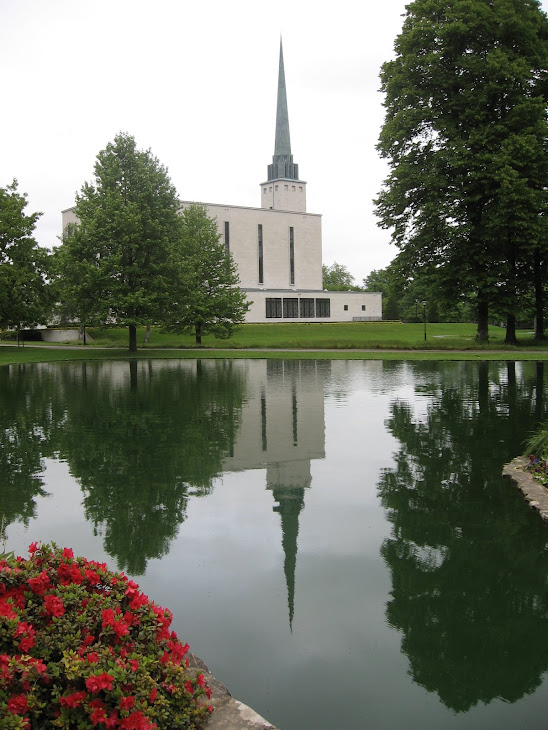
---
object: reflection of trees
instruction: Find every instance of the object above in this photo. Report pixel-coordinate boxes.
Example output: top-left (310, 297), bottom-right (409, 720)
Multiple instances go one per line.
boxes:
top-left (379, 361), bottom-right (548, 712)
top-left (55, 360), bottom-right (245, 574)
top-left (0, 365), bottom-right (64, 526)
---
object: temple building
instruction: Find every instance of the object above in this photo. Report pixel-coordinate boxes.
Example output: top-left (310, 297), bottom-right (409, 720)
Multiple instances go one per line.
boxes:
top-left (179, 41), bottom-right (382, 323)
top-left (62, 42), bottom-right (382, 323)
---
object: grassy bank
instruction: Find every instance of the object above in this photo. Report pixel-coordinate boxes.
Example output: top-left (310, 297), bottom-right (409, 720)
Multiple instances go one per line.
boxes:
top-left (1, 322), bottom-right (548, 365)
top-left (23, 321), bottom-right (548, 350)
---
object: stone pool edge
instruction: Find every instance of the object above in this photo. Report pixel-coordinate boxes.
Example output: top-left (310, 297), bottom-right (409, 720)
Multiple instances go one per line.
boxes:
top-left (502, 456), bottom-right (548, 520)
top-left (187, 654), bottom-right (280, 730)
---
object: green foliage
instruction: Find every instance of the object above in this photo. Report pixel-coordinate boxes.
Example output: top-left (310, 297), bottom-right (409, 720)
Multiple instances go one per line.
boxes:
top-left (375, 0), bottom-right (548, 342)
top-left (0, 181), bottom-right (52, 329)
top-left (322, 262), bottom-right (361, 291)
top-left (0, 543), bottom-right (212, 728)
top-left (524, 423), bottom-right (548, 461)
top-left (165, 205), bottom-right (249, 344)
top-left (53, 134), bottom-right (182, 351)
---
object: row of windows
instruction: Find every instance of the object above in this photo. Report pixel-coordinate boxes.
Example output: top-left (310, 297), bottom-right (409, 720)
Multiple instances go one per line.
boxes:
top-left (263, 185), bottom-right (304, 193)
top-left (266, 298), bottom-right (331, 319)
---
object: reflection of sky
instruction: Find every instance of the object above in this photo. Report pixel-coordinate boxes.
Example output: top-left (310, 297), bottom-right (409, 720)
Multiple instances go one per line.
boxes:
top-left (4, 360), bottom-right (548, 730)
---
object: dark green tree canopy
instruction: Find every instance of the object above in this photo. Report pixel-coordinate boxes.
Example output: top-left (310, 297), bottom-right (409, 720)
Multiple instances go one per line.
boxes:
top-left (54, 133), bottom-right (182, 351)
top-left (166, 204), bottom-right (249, 345)
top-left (375, 0), bottom-right (548, 341)
top-left (0, 180), bottom-right (51, 329)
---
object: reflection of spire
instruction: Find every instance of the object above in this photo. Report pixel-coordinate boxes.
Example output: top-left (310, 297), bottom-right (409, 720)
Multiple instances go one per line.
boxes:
top-left (271, 485), bottom-right (305, 631)
top-left (268, 460), bottom-right (310, 631)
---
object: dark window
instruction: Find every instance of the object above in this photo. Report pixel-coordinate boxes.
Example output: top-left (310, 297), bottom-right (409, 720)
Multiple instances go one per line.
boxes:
top-left (316, 298), bottom-right (331, 318)
top-left (224, 221), bottom-right (230, 252)
top-left (261, 388), bottom-right (267, 451)
top-left (283, 298), bottom-right (298, 318)
top-left (258, 224), bottom-right (264, 284)
top-left (266, 298), bottom-right (282, 318)
top-left (289, 227), bottom-right (295, 286)
top-left (300, 298), bottom-right (315, 317)
top-left (344, 304), bottom-right (348, 311)
top-left (362, 304), bottom-right (366, 311)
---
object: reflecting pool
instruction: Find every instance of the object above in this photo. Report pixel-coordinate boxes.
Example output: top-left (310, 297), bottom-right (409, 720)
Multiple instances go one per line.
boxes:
top-left (2, 359), bottom-right (548, 730)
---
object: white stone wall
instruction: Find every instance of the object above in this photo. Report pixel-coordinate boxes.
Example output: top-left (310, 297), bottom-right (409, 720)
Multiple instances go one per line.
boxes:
top-left (179, 201), bottom-right (323, 291)
top-left (260, 180), bottom-right (307, 213)
top-left (242, 289), bottom-right (382, 323)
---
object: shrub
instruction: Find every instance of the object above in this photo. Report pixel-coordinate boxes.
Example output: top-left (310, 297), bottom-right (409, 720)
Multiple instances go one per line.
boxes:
top-left (0, 543), bottom-right (212, 729)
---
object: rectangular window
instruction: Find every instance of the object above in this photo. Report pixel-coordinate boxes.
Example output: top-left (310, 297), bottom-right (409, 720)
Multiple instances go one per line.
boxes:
top-left (258, 224), bottom-right (263, 284)
top-left (300, 298), bottom-right (315, 318)
top-left (316, 298), bottom-right (331, 318)
top-left (224, 221), bottom-right (229, 252)
top-left (361, 304), bottom-right (366, 311)
top-left (283, 298), bottom-right (298, 318)
top-left (344, 304), bottom-right (348, 311)
top-left (289, 227), bottom-right (295, 286)
top-left (266, 298), bottom-right (282, 318)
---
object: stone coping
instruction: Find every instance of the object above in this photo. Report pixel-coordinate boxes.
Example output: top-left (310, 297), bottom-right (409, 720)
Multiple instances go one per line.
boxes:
top-left (502, 456), bottom-right (548, 521)
top-left (187, 654), bottom-right (279, 730)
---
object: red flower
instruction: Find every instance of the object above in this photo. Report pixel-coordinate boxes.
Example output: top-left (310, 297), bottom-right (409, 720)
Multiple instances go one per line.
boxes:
top-left (0, 598), bottom-right (18, 619)
top-left (119, 710), bottom-right (156, 729)
top-left (197, 673), bottom-right (206, 688)
top-left (60, 690), bottom-right (87, 708)
top-left (148, 687), bottom-right (158, 703)
top-left (28, 542), bottom-right (38, 556)
top-left (7, 693), bottom-right (29, 715)
top-left (62, 547), bottom-right (74, 560)
top-left (128, 659), bottom-right (139, 672)
top-left (88, 699), bottom-right (108, 725)
top-left (43, 594), bottom-right (65, 617)
top-left (86, 672), bottom-right (114, 693)
top-left (119, 695), bottom-right (135, 712)
top-left (28, 570), bottom-right (51, 596)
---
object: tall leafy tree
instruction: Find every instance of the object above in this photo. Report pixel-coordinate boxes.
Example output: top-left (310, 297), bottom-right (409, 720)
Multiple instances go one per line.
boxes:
top-left (0, 180), bottom-right (51, 330)
top-left (54, 133), bottom-right (181, 352)
top-left (322, 262), bottom-right (361, 291)
top-left (166, 204), bottom-right (249, 345)
top-left (375, 0), bottom-right (548, 342)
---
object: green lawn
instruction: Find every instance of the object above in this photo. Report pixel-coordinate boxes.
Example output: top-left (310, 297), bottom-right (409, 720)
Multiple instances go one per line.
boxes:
top-left (1, 322), bottom-right (548, 366)
top-left (84, 322), bottom-right (543, 350)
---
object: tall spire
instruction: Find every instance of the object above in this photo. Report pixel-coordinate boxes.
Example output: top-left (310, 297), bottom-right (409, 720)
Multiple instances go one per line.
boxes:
top-left (267, 38), bottom-right (299, 182)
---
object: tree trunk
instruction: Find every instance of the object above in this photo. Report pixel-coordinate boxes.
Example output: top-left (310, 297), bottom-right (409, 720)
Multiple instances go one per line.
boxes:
top-left (129, 324), bottom-right (137, 353)
top-left (534, 250), bottom-right (546, 339)
top-left (129, 360), bottom-right (138, 390)
top-left (504, 313), bottom-right (518, 345)
top-left (144, 324), bottom-right (151, 344)
top-left (476, 298), bottom-right (489, 342)
top-left (195, 324), bottom-right (202, 345)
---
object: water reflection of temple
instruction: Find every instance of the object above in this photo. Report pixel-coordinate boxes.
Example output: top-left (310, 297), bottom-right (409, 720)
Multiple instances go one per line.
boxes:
top-left (223, 359), bottom-right (329, 628)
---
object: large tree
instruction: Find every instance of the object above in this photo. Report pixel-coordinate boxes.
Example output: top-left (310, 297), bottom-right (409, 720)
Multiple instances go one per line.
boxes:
top-left (375, 0), bottom-right (548, 342)
top-left (0, 180), bottom-right (51, 330)
top-left (54, 133), bottom-right (181, 352)
top-left (322, 262), bottom-right (361, 291)
top-left (166, 204), bottom-right (249, 345)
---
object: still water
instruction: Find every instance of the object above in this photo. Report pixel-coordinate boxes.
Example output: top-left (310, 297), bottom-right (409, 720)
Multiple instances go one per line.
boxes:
top-left (2, 358), bottom-right (548, 729)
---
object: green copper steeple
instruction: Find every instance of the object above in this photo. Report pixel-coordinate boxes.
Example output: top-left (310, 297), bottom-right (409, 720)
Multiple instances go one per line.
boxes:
top-left (267, 39), bottom-right (299, 182)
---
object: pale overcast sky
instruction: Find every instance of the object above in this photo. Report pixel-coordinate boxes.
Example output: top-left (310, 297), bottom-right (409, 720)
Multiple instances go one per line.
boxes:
top-left (2, 0), bottom-right (548, 286)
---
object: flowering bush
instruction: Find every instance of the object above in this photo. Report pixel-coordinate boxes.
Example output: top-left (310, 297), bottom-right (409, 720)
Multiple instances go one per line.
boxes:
top-left (0, 543), bottom-right (212, 729)
top-left (525, 454), bottom-right (548, 487)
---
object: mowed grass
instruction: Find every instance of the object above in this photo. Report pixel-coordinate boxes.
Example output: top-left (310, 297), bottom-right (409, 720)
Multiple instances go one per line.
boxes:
top-left (84, 321), bottom-right (543, 350)
top-left (2, 322), bottom-right (548, 367)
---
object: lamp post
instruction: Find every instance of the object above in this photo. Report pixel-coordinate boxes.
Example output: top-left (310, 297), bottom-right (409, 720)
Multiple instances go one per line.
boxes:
top-left (422, 300), bottom-right (427, 341)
